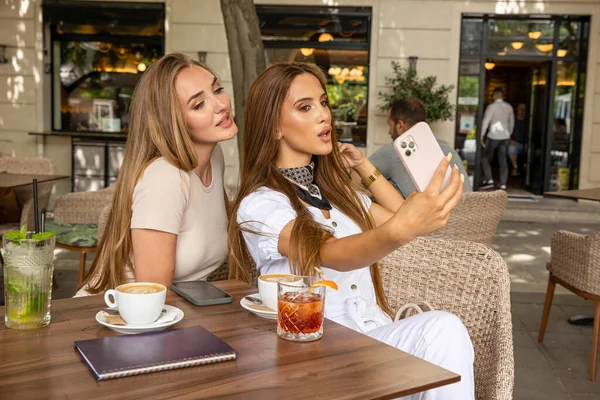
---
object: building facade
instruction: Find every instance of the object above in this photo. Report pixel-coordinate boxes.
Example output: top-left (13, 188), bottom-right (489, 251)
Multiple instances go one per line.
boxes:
top-left (2, 0), bottom-right (600, 196)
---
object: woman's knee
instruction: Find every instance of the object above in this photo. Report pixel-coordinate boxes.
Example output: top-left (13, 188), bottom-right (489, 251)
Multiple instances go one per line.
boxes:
top-left (422, 311), bottom-right (473, 352)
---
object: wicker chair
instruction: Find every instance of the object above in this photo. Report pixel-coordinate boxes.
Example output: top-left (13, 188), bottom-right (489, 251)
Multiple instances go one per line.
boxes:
top-left (51, 186), bottom-right (114, 284)
top-left (223, 238), bottom-right (514, 398)
top-left (538, 229), bottom-right (600, 381)
top-left (0, 156), bottom-right (56, 232)
top-left (424, 190), bottom-right (507, 246)
top-left (379, 238), bottom-right (514, 400)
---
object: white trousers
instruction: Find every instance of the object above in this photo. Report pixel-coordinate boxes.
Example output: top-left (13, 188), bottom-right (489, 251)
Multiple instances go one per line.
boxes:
top-left (366, 310), bottom-right (475, 400)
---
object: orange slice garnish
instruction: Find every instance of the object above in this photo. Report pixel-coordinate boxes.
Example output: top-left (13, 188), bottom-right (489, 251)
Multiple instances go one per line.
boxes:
top-left (308, 280), bottom-right (339, 294)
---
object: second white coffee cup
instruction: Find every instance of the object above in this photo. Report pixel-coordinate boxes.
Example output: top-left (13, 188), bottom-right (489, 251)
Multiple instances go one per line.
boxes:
top-left (104, 282), bottom-right (166, 325)
top-left (258, 273), bottom-right (301, 310)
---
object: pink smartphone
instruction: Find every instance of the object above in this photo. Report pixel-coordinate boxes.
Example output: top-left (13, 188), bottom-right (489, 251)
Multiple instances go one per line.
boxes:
top-left (393, 121), bottom-right (452, 192)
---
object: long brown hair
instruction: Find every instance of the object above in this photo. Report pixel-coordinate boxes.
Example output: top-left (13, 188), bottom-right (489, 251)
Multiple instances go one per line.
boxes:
top-left (79, 53), bottom-right (214, 294)
top-left (228, 63), bottom-right (392, 316)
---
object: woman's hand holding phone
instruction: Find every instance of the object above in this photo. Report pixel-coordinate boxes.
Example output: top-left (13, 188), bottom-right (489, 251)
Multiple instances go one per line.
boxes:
top-left (388, 156), bottom-right (464, 241)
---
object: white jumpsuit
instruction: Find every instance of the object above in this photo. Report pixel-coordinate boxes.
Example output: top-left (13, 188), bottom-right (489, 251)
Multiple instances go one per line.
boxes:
top-left (238, 187), bottom-right (475, 399)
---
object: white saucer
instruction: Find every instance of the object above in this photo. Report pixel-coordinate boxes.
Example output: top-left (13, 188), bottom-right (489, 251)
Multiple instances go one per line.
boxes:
top-left (240, 293), bottom-right (277, 320)
top-left (95, 304), bottom-right (184, 335)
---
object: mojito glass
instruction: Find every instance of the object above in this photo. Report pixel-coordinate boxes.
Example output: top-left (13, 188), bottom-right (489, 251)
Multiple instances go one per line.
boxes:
top-left (3, 235), bottom-right (55, 329)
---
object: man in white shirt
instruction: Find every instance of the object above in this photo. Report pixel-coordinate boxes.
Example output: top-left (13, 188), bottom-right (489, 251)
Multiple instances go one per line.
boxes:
top-left (480, 88), bottom-right (514, 190)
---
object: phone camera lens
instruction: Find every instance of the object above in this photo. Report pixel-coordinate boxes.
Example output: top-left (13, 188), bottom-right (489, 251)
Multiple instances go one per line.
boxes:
top-left (408, 142), bottom-right (415, 148)
top-left (401, 142), bottom-right (407, 149)
top-left (405, 150), bottom-right (411, 156)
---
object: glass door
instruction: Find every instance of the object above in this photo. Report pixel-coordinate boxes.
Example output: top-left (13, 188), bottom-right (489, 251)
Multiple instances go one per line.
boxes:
top-left (526, 62), bottom-right (551, 194)
top-left (456, 15), bottom-right (590, 193)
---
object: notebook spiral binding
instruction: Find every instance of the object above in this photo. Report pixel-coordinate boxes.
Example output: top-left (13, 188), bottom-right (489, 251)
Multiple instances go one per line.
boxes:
top-left (100, 352), bottom-right (237, 380)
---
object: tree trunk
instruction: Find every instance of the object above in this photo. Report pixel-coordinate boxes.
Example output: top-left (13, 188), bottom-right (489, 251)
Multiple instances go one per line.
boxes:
top-left (220, 0), bottom-right (266, 162)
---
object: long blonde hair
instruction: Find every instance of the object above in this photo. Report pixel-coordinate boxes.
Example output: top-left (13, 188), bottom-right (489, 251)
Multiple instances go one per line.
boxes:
top-left (228, 63), bottom-right (392, 316)
top-left (80, 53), bottom-right (214, 294)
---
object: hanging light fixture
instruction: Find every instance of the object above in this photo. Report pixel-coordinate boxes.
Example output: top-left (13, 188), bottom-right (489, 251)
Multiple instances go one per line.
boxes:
top-left (318, 33), bottom-right (334, 42)
top-left (528, 31), bottom-right (542, 40)
top-left (535, 43), bottom-right (554, 53)
top-left (484, 60), bottom-right (495, 70)
top-left (511, 42), bottom-right (524, 50)
top-left (300, 48), bottom-right (314, 56)
top-left (557, 49), bottom-right (568, 57)
top-left (137, 62), bottom-right (147, 72)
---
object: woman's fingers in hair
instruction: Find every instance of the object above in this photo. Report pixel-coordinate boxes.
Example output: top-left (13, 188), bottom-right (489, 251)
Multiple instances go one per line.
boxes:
top-left (337, 142), bottom-right (349, 155)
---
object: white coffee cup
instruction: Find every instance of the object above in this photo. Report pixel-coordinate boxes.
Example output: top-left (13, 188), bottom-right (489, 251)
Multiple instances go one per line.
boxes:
top-left (104, 282), bottom-right (166, 325)
top-left (258, 273), bottom-right (301, 311)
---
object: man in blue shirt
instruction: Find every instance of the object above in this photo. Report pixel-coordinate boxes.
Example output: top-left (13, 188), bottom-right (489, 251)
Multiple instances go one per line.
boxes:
top-left (369, 97), bottom-right (472, 198)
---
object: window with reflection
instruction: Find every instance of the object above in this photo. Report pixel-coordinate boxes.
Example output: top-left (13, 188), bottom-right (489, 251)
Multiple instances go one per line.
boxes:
top-left (257, 5), bottom-right (371, 146)
top-left (487, 20), bottom-right (555, 56)
top-left (44, 1), bottom-right (165, 132)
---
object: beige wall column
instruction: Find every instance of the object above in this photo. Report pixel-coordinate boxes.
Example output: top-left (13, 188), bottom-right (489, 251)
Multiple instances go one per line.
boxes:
top-left (374, 0), bottom-right (455, 155)
top-left (0, 0), bottom-right (39, 157)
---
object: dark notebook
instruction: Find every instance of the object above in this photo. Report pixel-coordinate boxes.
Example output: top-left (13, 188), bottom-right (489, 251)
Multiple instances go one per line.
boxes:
top-left (74, 325), bottom-right (237, 380)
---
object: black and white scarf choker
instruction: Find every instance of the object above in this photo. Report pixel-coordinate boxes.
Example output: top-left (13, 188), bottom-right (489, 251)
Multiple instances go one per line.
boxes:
top-left (278, 162), bottom-right (332, 211)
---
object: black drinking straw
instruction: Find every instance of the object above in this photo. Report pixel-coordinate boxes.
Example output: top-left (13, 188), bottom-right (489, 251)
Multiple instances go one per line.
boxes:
top-left (41, 208), bottom-right (46, 233)
top-left (33, 178), bottom-right (39, 234)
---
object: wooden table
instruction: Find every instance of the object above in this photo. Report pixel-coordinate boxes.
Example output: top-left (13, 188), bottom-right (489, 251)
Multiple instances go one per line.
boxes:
top-left (0, 173), bottom-right (69, 189)
top-left (0, 280), bottom-right (459, 399)
top-left (545, 187), bottom-right (600, 202)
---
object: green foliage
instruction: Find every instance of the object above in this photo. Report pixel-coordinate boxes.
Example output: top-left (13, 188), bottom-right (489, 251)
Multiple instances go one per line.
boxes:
top-left (458, 76), bottom-right (479, 98)
top-left (379, 62), bottom-right (455, 123)
top-left (326, 75), bottom-right (368, 123)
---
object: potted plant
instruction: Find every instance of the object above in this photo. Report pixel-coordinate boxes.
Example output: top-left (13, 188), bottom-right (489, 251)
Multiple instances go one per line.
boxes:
top-left (379, 61), bottom-right (455, 123)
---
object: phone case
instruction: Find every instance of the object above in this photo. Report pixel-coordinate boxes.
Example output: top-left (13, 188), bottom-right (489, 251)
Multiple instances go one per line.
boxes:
top-left (170, 282), bottom-right (233, 307)
top-left (393, 122), bottom-right (452, 192)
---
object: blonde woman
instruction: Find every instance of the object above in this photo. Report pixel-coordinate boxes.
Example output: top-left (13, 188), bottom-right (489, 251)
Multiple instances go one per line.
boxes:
top-left (76, 53), bottom-right (237, 296)
top-left (229, 63), bottom-right (474, 399)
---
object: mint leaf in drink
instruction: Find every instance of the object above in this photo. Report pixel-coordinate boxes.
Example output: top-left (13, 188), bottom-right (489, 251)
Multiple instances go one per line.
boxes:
top-left (5, 224), bottom-right (31, 245)
top-left (32, 231), bottom-right (55, 241)
top-left (7, 281), bottom-right (26, 293)
top-left (4, 231), bottom-right (22, 241)
top-left (20, 224), bottom-right (27, 238)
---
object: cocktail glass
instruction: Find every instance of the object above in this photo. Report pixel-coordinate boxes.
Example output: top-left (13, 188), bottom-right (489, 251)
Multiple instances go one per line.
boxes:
top-left (277, 276), bottom-right (325, 342)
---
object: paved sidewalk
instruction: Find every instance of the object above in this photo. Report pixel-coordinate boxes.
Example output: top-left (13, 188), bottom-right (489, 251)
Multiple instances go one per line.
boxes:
top-left (503, 194), bottom-right (600, 224)
top-left (499, 219), bottom-right (600, 399)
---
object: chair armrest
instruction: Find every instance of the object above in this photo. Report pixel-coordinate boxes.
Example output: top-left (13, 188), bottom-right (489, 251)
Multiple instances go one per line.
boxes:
top-left (53, 188), bottom-right (113, 224)
top-left (551, 230), bottom-right (600, 294)
top-left (379, 237), bottom-right (513, 400)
